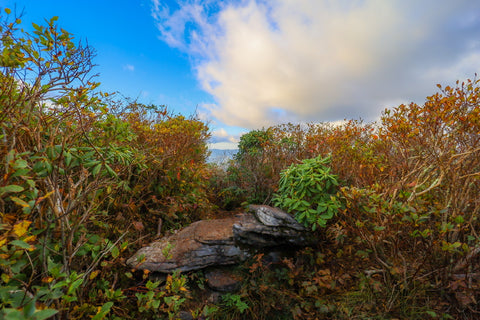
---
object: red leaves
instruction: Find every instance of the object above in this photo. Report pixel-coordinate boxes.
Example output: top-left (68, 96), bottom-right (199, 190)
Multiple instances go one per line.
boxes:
top-left (132, 221), bottom-right (144, 232)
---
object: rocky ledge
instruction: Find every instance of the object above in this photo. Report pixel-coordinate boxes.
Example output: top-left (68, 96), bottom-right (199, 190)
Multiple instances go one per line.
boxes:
top-left (126, 205), bottom-right (311, 273)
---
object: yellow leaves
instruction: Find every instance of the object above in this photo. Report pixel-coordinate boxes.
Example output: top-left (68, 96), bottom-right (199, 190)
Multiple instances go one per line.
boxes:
top-left (13, 220), bottom-right (32, 237)
top-left (10, 196), bottom-right (30, 208)
top-left (89, 270), bottom-right (100, 280)
top-left (1, 272), bottom-right (11, 284)
top-left (24, 235), bottom-right (37, 242)
top-left (0, 221), bottom-right (37, 251)
top-left (142, 269), bottom-right (150, 280)
top-left (42, 276), bottom-right (54, 283)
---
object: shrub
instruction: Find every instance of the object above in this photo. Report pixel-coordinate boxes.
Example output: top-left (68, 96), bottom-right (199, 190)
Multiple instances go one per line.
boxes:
top-left (273, 155), bottom-right (341, 230)
top-left (0, 10), bottom-right (211, 318)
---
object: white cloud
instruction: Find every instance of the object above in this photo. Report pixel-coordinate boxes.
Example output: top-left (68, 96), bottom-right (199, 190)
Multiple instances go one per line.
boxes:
top-left (152, 0), bottom-right (480, 129)
top-left (210, 128), bottom-right (240, 144)
top-left (123, 64), bottom-right (135, 72)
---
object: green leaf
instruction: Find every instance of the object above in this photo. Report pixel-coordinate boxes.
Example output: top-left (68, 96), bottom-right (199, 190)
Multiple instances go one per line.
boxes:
top-left (320, 209), bottom-right (334, 220)
top-left (10, 239), bottom-right (32, 249)
top-left (84, 160), bottom-right (100, 168)
top-left (23, 300), bottom-right (36, 317)
top-left (64, 152), bottom-right (72, 167)
top-left (0, 185), bottom-right (25, 196)
top-left (33, 309), bottom-right (58, 320)
top-left (111, 246), bottom-right (119, 259)
top-left (32, 161), bottom-right (46, 173)
top-left (67, 278), bottom-right (83, 295)
top-left (3, 309), bottom-right (24, 319)
top-left (425, 310), bottom-right (437, 318)
top-left (46, 146), bottom-right (59, 160)
top-left (104, 164), bottom-right (117, 178)
top-left (92, 163), bottom-right (102, 177)
top-left (11, 168), bottom-right (30, 178)
top-left (13, 159), bottom-right (28, 169)
top-left (5, 8), bottom-right (11, 14)
top-left (91, 302), bottom-right (113, 320)
top-left (452, 242), bottom-right (462, 248)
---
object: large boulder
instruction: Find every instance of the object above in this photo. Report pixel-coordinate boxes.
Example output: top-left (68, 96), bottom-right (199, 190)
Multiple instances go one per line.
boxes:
top-left (126, 205), bottom-right (310, 273)
top-left (127, 216), bottom-right (249, 272)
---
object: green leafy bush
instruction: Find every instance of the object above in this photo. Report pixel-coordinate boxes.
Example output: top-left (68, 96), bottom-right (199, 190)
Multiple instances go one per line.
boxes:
top-left (273, 155), bottom-right (341, 230)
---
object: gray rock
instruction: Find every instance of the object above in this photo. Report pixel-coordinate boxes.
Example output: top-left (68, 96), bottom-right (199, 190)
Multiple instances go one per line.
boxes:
top-left (205, 268), bottom-right (242, 292)
top-left (232, 213), bottom-right (310, 247)
top-left (126, 217), bottom-right (249, 273)
top-left (248, 204), bottom-right (306, 231)
top-left (176, 311), bottom-right (194, 320)
top-left (127, 205), bottom-right (311, 273)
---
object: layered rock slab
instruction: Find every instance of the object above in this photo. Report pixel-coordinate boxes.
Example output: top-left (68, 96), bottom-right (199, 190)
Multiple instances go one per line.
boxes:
top-left (127, 216), bottom-right (248, 272)
top-left (127, 205), bottom-right (309, 273)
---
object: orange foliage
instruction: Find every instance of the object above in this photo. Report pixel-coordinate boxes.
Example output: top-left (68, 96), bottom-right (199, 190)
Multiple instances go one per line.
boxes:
top-left (224, 77), bottom-right (480, 316)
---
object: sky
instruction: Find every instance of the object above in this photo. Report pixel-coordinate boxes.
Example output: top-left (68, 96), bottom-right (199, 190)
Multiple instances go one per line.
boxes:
top-left (2, 0), bottom-right (480, 149)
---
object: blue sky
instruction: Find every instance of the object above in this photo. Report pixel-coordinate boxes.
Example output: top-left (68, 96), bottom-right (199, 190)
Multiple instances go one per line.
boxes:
top-left (2, 1), bottom-right (480, 149)
top-left (1, 1), bottom-right (212, 118)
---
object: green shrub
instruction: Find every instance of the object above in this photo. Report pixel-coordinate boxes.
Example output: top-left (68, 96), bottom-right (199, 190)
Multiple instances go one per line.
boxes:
top-left (273, 155), bottom-right (341, 230)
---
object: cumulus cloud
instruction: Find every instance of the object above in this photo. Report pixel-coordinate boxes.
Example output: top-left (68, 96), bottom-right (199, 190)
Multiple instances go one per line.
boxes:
top-left (210, 128), bottom-right (240, 144)
top-left (152, 0), bottom-right (480, 129)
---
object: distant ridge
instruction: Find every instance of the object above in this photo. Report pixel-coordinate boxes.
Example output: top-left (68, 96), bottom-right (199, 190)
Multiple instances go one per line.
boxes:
top-left (207, 149), bottom-right (238, 164)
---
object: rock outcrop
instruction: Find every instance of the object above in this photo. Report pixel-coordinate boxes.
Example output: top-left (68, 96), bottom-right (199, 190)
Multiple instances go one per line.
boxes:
top-left (127, 216), bottom-right (248, 273)
top-left (127, 205), bottom-right (310, 273)
top-left (233, 205), bottom-right (309, 247)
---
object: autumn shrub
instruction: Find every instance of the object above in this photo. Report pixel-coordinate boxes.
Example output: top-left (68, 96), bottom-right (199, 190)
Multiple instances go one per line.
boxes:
top-left (0, 10), bottom-right (211, 319)
top-left (224, 78), bottom-right (480, 317)
top-left (114, 101), bottom-right (213, 229)
top-left (206, 163), bottom-right (246, 210)
top-left (227, 120), bottom-right (388, 206)
top-left (375, 79), bottom-right (480, 312)
top-left (0, 11), bottom-right (126, 318)
top-left (227, 129), bottom-right (278, 203)
top-left (326, 79), bottom-right (480, 316)
top-left (226, 124), bottom-right (322, 204)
